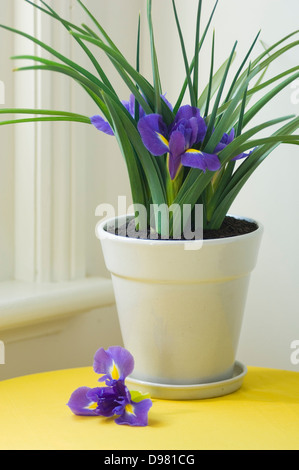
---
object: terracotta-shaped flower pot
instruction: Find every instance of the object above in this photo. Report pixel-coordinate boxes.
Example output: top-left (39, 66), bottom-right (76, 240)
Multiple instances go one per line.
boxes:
top-left (97, 215), bottom-right (263, 397)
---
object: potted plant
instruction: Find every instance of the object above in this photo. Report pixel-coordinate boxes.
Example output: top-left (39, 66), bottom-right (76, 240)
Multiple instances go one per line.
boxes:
top-left (1, 0), bottom-right (298, 399)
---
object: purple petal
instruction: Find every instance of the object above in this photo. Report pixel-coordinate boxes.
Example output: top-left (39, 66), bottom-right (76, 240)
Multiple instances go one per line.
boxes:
top-left (138, 114), bottom-right (169, 156)
top-left (161, 93), bottom-right (173, 112)
top-left (121, 99), bottom-right (131, 114)
top-left (122, 94), bottom-right (146, 120)
top-left (168, 154), bottom-right (182, 180)
top-left (93, 346), bottom-right (134, 383)
top-left (169, 130), bottom-right (186, 159)
top-left (181, 149), bottom-right (221, 172)
top-left (228, 128), bottom-right (235, 143)
top-left (67, 387), bottom-right (98, 416)
top-left (171, 105), bottom-right (206, 144)
top-left (173, 104), bottom-right (201, 123)
top-left (87, 386), bottom-right (125, 418)
top-left (90, 115), bottom-right (114, 136)
top-left (214, 128), bottom-right (235, 153)
top-left (115, 398), bottom-right (153, 427)
top-left (232, 148), bottom-right (254, 161)
top-left (214, 142), bottom-right (227, 153)
top-left (167, 130), bottom-right (186, 179)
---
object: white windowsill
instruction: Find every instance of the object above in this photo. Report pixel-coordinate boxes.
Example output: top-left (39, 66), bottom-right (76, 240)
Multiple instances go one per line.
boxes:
top-left (0, 277), bottom-right (115, 331)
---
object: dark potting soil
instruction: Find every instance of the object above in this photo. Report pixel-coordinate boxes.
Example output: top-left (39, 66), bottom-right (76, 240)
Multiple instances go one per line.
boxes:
top-left (202, 216), bottom-right (258, 240)
top-left (106, 216), bottom-right (258, 241)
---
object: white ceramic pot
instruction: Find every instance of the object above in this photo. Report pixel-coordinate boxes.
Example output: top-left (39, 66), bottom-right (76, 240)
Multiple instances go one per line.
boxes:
top-left (97, 215), bottom-right (263, 388)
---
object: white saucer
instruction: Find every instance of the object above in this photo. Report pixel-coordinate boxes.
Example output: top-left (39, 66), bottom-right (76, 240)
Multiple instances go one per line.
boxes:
top-left (126, 361), bottom-right (247, 400)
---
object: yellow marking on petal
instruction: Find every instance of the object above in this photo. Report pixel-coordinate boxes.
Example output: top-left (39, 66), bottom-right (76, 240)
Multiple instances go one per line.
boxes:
top-left (111, 362), bottom-right (120, 380)
top-left (185, 148), bottom-right (202, 155)
top-left (87, 402), bottom-right (98, 410)
top-left (125, 403), bottom-right (135, 415)
top-left (156, 132), bottom-right (169, 148)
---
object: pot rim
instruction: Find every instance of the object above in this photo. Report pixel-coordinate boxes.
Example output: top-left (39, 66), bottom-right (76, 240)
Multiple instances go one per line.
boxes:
top-left (97, 213), bottom-right (263, 246)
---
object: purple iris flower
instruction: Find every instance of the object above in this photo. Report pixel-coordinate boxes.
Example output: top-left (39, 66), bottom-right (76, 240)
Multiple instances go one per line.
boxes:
top-left (91, 93), bottom-right (172, 136)
top-left (67, 346), bottom-right (152, 427)
top-left (137, 105), bottom-right (221, 179)
top-left (214, 127), bottom-right (253, 161)
top-left (67, 380), bottom-right (152, 426)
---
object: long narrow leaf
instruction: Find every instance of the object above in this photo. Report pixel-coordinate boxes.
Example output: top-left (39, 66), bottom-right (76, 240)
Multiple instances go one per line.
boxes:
top-left (39, 0), bottom-right (115, 91)
top-left (193, 0), bottom-right (202, 102)
top-left (204, 30), bottom-right (215, 118)
top-left (172, 0), bottom-right (196, 107)
top-left (203, 41), bottom-right (238, 147)
top-left (197, 52), bottom-right (236, 111)
top-left (24, 0), bottom-right (90, 36)
top-left (71, 31), bottom-right (174, 124)
top-left (103, 95), bottom-right (147, 216)
top-left (0, 116), bottom-right (91, 125)
top-left (224, 30), bottom-right (261, 104)
top-left (236, 63), bottom-right (251, 136)
top-left (230, 36), bottom-right (299, 99)
top-left (174, 0), bottom-right (219, 113)
top-left (242, 71), bottom-right (299, 128)
top-left (76, 0), bottom-right (123, 55)
top-left (147, 0), bottom-right (162, 114)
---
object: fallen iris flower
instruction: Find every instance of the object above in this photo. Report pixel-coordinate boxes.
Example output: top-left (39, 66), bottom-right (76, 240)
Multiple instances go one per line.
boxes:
top-left (67, 346), bottom-right (152, 427)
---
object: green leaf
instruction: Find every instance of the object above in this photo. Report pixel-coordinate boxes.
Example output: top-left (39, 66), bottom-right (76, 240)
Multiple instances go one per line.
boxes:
top-left (242, 71), bottom-right (299, 128)
top-left (172, 0), bottom-right (196, 107)
top-left (204, 30), bottom-right (215, 118)
top-left (135, 13), bottom-right (141, 122)
top-left (76, 0), bottom-right (123, 54)
top-left (103, 95), bottom-right (147, 218)
top-left (12, 58), bottom-right (117, 121)
top-left (224, 30), bottom-right (261, 104)
top-left (38, 0), bottom-right (116, 94)
top-left (236, 63), bottom-right (251, 137)
top-left (231, 35), bottom-right (299, 99)
top-left (193, 0), bottom-right (202, 103)
top-left (71, 31), bottom-right (174, 125)
top-left (24, 0), bottom-right (89, 36)
top-left (174, 0), bottom-right (219, 113)
top-left (208, 116), bottom-right (299, 228)
top-left (147, 0), bottom-right (162, 114)
top-left (203, 40), bottom-right (238, 147)
top-left (197, 52), bottom-right (236, 111)
top-left (0, 116), bottom-right (91, 126)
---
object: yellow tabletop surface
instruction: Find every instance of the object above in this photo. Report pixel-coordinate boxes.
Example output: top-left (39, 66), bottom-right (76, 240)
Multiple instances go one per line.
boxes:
top-left (0, 366), bottom-right (298, 450)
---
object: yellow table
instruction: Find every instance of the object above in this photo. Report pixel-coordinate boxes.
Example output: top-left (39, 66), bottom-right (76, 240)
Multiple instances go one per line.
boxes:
top-left (0, 366), bottom-right (298, 450)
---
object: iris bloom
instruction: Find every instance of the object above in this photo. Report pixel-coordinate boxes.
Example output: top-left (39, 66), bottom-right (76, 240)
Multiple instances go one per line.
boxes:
top-left (214, 127), bottom-right (252, 161)
top-left (137, 105), bottom-right (221, 179)
top-left (67, 346), bottom-right (152, 427)
top-left (91, 97), bottom-right (251, 180)
top-left (91, 93), bottom-right (172, 136)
